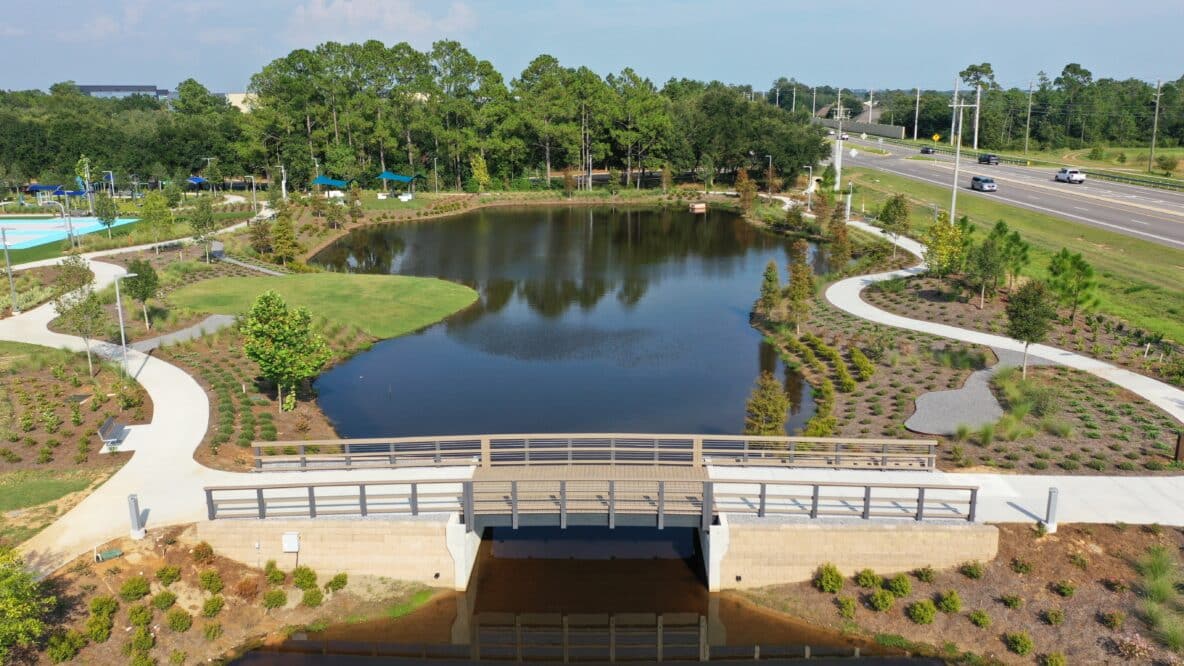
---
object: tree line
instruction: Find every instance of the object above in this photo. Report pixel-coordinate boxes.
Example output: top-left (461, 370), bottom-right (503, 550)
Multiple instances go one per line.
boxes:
top-left (0, 40), bottom-right (832, 194)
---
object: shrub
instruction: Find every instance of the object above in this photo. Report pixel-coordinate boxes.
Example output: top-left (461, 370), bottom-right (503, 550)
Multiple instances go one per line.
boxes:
top-left (884, 574), bottom-right (912, 598)
top-left (292, 565), bottom-right (318, 591)
top-left (1010, 557), bottom-right (1032, 575)
top-left (263, 589), bottom-right (287, 610)
top-left (968, 609), bottom-right (991, 628)
top-left (130, 625), bottom-right (155, 652)
top-left (85, 596), bottom-right (118, 642)
top-left (936, 590), bottom-right (962, 613)
top-left (1042, 653), bottom-right (1067, 666)
top-left (959, 561), bottom-right (984, 579)
top-left (325, 572), bottom-right (348, 593)
top-left (913, 566), bottom-right (935, 583)
top-left (166, 608), bottom-right (192, 632)
top-left (202, 595), bottom-right (225, 617)
top-left (46, 630), bottom-right (87, 663)
top-left (120, 576), bottom-right (151, 601)
top-left (265, 560), bottom-right (286, 585)
top-left (301, 587), bottom-right (323, 607)
top-left (1001, 594), bottom-right (1024, 609)
top-left (152, 591), bottom-right (177, 610)
top-left (905, 599), bottom-right (937, 624)
top-left (1101, 611), bottom-right (1125, 630)
top-left (155, 565), bottom-right (182, 587)
top-left (814, 563), bottom-right (844, 593)
top-left (169, 650), bottom-right (187, 665)
top-left (235, 577), bottom-right (261, 600)
top-left (203, 622), bottom-right (223, 641)
top-left (854, 569), bottom-right (882, 589)
top-left (1069, 552), bottom-right (1088, 569)
top-left (199, 569), bottom-right (224, 594)
top-left (837, 596), bottom-right (857, 619)
top-left (129, 603), bottom-right (153, 626)
top-left (130, 652), bottom-right (155, 666)
top-left (1042, 608), bottom-right (1065, 625)
top-left (1005, 631), bottom-right (1034, 656)
top-left (867, 588), bottom-right (895, 612)
top-left (192, 541), bottom-right (215, 564)
top-left (1052, 580), bottom-right (1077, 597)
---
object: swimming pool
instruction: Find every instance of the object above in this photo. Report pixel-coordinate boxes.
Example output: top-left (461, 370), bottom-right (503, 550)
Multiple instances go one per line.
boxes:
top-left (0, 216), bottom-right (140, 249)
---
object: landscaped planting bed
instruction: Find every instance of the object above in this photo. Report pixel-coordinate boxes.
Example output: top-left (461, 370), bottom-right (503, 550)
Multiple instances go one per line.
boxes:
top-left (744, 523), bottom-right (1184, 665)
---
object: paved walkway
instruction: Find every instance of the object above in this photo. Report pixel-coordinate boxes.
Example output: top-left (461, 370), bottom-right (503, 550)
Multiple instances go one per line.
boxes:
top-left (3, 205), bottom-right (1184, 574)
top-left (130, 315), bottom-right (237, 353)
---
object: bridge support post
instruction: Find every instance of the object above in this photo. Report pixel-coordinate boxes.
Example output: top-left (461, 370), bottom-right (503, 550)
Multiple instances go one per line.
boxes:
top-left (1043, 487), bottom-right (1058, 534)
top-left (701, 482), bottom-right (714, 532)
top-left (463, 482), bottom-right (475, 532)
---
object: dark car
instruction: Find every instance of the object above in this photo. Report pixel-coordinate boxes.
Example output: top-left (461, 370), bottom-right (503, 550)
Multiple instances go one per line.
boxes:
top-left (920, 146), bottom-right (936, 154)
top-left (977, 153), bottom-right (1000, 165)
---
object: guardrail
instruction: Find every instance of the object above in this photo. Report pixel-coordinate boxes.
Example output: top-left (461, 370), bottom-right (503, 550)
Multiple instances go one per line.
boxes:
top-left (203, 477), bottom-right (978, 528)
top-left (876, 136), bottom-right (1184, 191)
top-left (251, 433), bottom-right (938, 472)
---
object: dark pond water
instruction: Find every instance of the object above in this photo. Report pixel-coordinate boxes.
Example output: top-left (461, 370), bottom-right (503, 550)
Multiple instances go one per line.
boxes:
top-left (238, 527), bottom-right (930, 664)
top-left (311, 206), bottom-right (823, 437)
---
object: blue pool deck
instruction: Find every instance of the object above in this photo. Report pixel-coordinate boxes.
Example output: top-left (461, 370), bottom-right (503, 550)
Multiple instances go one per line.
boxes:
top-left (0, 216), bottom-right (140, 249)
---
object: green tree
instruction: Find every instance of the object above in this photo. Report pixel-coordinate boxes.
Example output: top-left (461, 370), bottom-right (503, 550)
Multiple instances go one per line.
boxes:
top-left (819, 163), bottom-right (836, 190)
top-left (1047, 248), bottom-right (1098, 323)
top-left (922, 214), bottom-right (966, 280)
top-left (93, 192), bottom-right (118, 238)
top-left (758, 260), bottom-right (782, 316)
top-left (828, 206), bottom-right (851, 267)
top-left (54, 288), bottom-right (105, 376)
top-left (735, 167), bottom-right (757, 213)
top-left (189, 196), bottom-right (215, 261)
top-left (241, 291), bottom-right (331, 411)
top-left (346, 185), bottom-right (363, 225)
top-left (966, 237), bottom-right (1005, 309)
top-left (878, 193), bottom-right (910, 259)
top-left (249, 219), bottom-right (272, 255)
top-left (783, 205), bottom-right (806, 232)
top-left (55, 254), bottom-right (94, 296)
top-left (743, 371), bottom-right (790, 437)
top-left (785, 239), bottom-right (814, 335)
top-left (1006, 280), bottom-right (1057, 378)
top-left (123, 260), bottom-right (160, 330)
top-left (270, 215), bottom-right (298, 266)
top-left (163, 182), bottom-right (183, 207)
top-left (469, 154), bottom-right (491, 192)
top-left (0, 547), bottom-right (55, 663)
top-left (139, 191), bottom-right (172, 253)
top-left (324, 202), bottom-right (345, 230)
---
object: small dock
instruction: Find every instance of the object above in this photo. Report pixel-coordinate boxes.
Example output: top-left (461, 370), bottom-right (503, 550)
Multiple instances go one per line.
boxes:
top-left (688, 202), bottom-right (707, 214)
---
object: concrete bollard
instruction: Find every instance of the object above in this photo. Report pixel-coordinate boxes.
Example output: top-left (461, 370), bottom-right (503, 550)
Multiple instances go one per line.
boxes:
top-left (1042, 487), bottom-right (1058, 534)
top-left (128, 494), bottom-right (146, 540)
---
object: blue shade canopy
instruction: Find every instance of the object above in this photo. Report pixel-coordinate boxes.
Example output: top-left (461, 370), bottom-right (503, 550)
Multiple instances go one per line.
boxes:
top-left (27, 184), bottom-right (61, 192)
top-left (187, 176), bottom-right (207, 185)
top-left (378, 171), bottom-right (414, 183)
top-left (312, 175), bottom-right (348, 187)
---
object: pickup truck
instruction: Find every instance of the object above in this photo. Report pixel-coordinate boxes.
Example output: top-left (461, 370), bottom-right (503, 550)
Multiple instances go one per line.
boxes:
top-left (1054, 168), bottom-right (1086, 184)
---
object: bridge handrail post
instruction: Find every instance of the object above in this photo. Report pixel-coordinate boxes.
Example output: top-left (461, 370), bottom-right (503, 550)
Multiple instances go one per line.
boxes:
top-left (308, 486), bottom-right (317, 518)
top-left (256, 488), bottom-right (266, 520)
top-left (653, 438), bottom-right (659, 465)
top-left (881, 442), bottom-right (888, 468)
top-left (862, 486), bottom-right (872, 520)
top-left (692, 437), bottom-right (703, 467)
top-left (463, 482), bottom-right (475, 532)
top-left (299, 444), bottom-right (307, 470)
top-left (480, 437), bottom-right (491, 468)
top-left (253, 447), bottom-right (262, 470)
top-left (835, 443), bottom-right (843, 469)
top-left (810, 485), bottom-right (820, 519)
top-left (701, 482), bottom-right (713, 531)
top-left (523, 438), bottom-right (530, 465)
top-left (567, 438), bottom-right (573, 465)
top-left (359, 484), bottom-right (368, 517)
top-left (789, 441), bottom-right (796, 465)
top-left (560, 481), bottom-right (567, 529)
top-left (511, 481), bottom-right (519, 529)
top-left (610, 437), bottom-right (616, 465)
top-left (915, 487), bottom-right (925, 521)
top-left (608, 480), bottom-right (616, 529)
top-left (968, 488), bottom-right (978, 522)
top-left (205, 488), bottom-right (216, 520)
top-left (344, 442), bottom-right (352, 468)
top-left (658, 481), bottom-right (665, 530)
top-left (758, 483), bottom-right (767, 518)
top-left (411, 484), bottom-right (419, 516)
top-left (434, 440), bottom-right (442, 464)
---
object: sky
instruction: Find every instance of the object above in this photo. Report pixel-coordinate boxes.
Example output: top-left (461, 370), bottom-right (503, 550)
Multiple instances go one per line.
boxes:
top-left (1, 0), bottom-right (1180, 93)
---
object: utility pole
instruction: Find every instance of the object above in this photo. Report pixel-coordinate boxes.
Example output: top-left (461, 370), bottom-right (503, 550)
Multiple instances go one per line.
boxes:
top-left (775, 87), bottom-right (780, 108)
top-left (812, 87), bottom-right (817, 116)
top-left (866, 89), bottom-right (875, 123)
top-left (834, 89), bottom-right (848, 193)
top-left (949, 84), bottom-right (957, 147)
top-left (949, 78), bottom-right (978, 222)
top-left (791, 86), bottom-right (797, 113)
top-left (1149, 80), bottom-right (1163, 174)
top-left (913, 87), bottom-right (920, 140)
top-left (1024, 81), bottom-right (1034, 154)
top-left (973, 84), bottom-right (982, 150)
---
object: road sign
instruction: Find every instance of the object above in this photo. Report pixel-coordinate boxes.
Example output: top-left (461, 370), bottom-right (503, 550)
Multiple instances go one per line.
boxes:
top-left (932, 133), bottom-right (941, 142)
top-left (860, 133), bottom-right (867, 140)
top-left (849, 149), bottom-right (858, 158)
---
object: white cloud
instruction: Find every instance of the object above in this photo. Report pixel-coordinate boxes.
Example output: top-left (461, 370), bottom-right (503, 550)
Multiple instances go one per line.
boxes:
top-left (285, 0), bottom-right (476, 48)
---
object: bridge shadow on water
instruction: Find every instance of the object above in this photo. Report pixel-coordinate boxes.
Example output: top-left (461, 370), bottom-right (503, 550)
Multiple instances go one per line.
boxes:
top-left (236, 527), bottom-right (938, 665)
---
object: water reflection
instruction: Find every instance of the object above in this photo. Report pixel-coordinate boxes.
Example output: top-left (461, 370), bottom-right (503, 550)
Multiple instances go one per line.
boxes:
top-left (312, 206), bottom-right (821, 438)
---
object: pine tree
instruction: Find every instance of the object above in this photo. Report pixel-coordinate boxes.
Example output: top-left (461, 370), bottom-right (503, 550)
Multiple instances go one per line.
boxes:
top-left (270, 214), bottom-right (298, 267)
top-left (758, 260), bottom-right (782, 316)
top-left (966, 237), bottom-right (1005, 309)
top-left (744, 371), bottom-right (790, 437)
top-left (785, 239), bottom-right (815, 336)
top-left (346, 185), bottom-right (363, 225)
top-left (735, 167), bottom-right (757, 213)
top-left (784, 206), bottom-right (806, 232)
top-left (1047, 248), bottom-right (1098, 323)
top-left (249, 219), bottom-right (272, 255)
top-left (828, 206), bottom-right (851, 268)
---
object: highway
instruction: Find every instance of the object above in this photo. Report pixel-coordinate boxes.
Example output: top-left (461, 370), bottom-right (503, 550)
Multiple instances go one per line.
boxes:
top-left (836, 137), bottom-right (1184, 250)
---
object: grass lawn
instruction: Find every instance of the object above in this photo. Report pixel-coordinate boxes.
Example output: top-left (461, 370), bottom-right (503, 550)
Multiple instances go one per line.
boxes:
top-left (359, 190), bottom-right (437, 211)
top-left (169, 273), bottom-right (477, 339)
top-left (847, 167), bottom-right (1184, 342)
top-left (0, 468), bottom-right (110, 512)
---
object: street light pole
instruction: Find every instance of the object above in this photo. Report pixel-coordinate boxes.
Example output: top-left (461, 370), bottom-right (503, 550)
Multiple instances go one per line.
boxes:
top-left (802, 165), bottom-right (813, 212)
top-left (1149, 80), bottom-right (1163, 174)
top-left (1, 227), bottom-right (18, 314)
top-left (245, 175), bottom-right (257, 213)
top-left (433, 157), bottom-right (439, 193)
top-left (913, 87), bottom-right (921, 141)
top-left (103, 171), bottom-right (115, 198)
top-left (114, 273), bottom-right (138, 377)
top-left (811, 87), bottom-right (816, 116)
top-left (766, 154), bottom-right (773, 198)
top-left (792, 86), bottom-right (797, 113)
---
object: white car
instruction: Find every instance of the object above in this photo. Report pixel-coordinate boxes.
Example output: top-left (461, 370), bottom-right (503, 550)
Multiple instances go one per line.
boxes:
top-left (1055, 168), bottom-right (1086, 184)
top-left (840, 133), bottom-right (850, 140)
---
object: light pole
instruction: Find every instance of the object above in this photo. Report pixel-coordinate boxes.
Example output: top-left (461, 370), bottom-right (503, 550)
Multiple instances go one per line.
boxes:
top-left (433, 157), bottom-right (439, 193)
top-left (202, 157), bottom-right (216, 194)
top-left (765, 154), bottom-right (773, 198)
top-left (103, 171), bottom-right (115, 198)
top-left (43, 200), bottom-right (75, 248)
top-left (245, 175), bottom-right (257, 213)
top-left (114, 273), bottom-right (138, 377)
top-left (273, 164), bottom-right (288, 200)
top-left (130, 174), bottom-right (139, 201)
top-left (1, 227), bottom-right (19, 314)
top-left (802, 165), bottom-right (813, 212)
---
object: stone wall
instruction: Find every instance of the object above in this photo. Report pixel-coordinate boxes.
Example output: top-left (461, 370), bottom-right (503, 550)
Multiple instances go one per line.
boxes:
top-left (717, 520), bottom-right (999, 590)
top-left (194, 517), bottom-right (457, 587)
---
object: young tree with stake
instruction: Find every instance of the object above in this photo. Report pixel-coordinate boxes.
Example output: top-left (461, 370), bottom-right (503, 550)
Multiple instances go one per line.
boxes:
top-left (123, 260), bottom-right (160, 330)
top-left (785, 239), bottom-right (814, 336)
top-left (94, 192), bottom-right (118, 238)
top-left (242, 291), bottom-right (331, 412)
top-left (1005, 280), bottom-right (1057, 378)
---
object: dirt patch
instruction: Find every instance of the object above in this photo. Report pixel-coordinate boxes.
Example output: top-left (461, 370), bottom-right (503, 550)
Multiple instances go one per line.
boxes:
top-left (742, 523), bottom-right (1184, 665)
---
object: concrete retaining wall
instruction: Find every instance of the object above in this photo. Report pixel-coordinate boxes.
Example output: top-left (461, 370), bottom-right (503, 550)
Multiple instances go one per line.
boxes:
top-left (194, 517), bottom-right (458, 588)
top-left (716, 519), bottom-right (998, 590)
top-left (812, 117), bottom-right (905, 139)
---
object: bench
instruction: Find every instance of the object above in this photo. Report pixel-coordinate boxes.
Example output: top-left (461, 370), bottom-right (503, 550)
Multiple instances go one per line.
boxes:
top-left (98, 417), bottom-right (124, 450)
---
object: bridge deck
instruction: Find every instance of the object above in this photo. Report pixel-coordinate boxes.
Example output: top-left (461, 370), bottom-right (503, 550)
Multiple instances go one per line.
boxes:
top-left (473, 465), bottom-right (707, 482)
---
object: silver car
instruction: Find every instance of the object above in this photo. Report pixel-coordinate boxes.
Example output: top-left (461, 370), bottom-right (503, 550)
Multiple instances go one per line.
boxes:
top-left (970, 176), bottom-right (997, 192)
